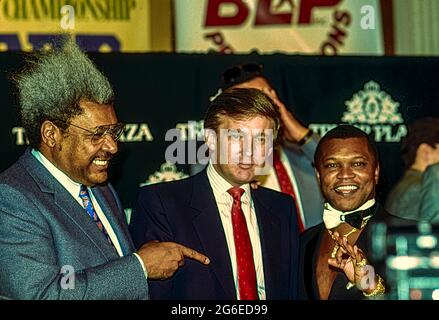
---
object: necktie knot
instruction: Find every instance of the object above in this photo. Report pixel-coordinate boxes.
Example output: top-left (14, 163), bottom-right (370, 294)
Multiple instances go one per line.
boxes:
top-left (227, 187), bottom-right (245, 201)
top-left (79, 184), bottom-right (88, 197)
top-left (340, 206), bottom-right (375, 229)
top-left (79, 185), bottom-right (94, 219)
top-left (323, 202), bottom-right (377, 229)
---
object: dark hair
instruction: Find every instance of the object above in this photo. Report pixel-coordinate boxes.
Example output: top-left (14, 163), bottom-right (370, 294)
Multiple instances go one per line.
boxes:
top-left (314, 125), bottom-right (379, 166)
top-left (13, 36), bottom-right (114, 149)
top-left (401, 117), bottom-right (439, 169)
top-left (221, 63), bottom-right (268, 89)
top-left (204, 88), bottom-right (280, 137)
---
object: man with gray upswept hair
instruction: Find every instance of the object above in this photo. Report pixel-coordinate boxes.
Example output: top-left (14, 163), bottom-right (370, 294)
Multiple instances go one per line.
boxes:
top-left (15, 38), bottom-right (115, 149)
top-left (0, 37), bottom-right (209, 300)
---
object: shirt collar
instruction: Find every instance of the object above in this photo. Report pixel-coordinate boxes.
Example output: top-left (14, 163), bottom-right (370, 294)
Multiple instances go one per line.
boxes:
top-left (323, 199), bottom-right (376, 229)
top-left (206, 161), bottom-right (251, 203)
top-left (324, 198), bottom-right (376, 215)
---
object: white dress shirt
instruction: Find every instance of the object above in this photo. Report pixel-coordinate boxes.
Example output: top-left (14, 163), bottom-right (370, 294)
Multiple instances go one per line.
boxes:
top-left (206, 162), bottom-right (266, 300)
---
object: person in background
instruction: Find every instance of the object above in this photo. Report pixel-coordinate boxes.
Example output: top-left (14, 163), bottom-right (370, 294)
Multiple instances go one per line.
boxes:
top-left (385, 117), bottom-right (439, 221)
top-left (419, 162), bottom-right (439, 222)
top-left (0, 37), bottom-right (209, 300)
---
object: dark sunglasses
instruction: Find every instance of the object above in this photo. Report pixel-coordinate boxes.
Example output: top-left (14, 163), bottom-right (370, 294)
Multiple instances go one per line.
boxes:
top-left (222, 63), bottom-right (263, 85)
top-left (56, 120), bottom-right (125, 145)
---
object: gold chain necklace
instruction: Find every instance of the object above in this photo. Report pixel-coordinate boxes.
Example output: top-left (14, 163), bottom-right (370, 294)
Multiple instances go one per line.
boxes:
top-left (327, 217), bottom-right (372, 259)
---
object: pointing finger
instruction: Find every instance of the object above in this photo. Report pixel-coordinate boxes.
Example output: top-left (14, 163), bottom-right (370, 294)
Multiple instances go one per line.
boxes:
top-left (178, 245), bottom-right (210, 265)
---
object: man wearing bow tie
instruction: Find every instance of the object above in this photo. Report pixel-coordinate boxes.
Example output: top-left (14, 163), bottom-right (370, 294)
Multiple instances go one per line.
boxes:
top-left (298, 125), bottom-right (407, 300)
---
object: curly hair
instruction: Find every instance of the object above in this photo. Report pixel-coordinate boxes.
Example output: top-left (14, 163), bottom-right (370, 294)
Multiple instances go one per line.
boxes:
top-left (12, 36), bottom-right (114, 149)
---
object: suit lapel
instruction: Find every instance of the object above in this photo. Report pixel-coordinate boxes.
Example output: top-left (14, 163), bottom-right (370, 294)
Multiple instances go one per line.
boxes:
top-left (190, 171), bottom-right (236, 299)
top-left (311, 224), bottom-right (325, 300)
top-left (53, 188), bottom-right (118, 259)
top-left (20, 148), bottom-right (118, 260)
top-left (251, 189), bottom-right (281, 300)
top-left (92, 186), bottom-right (133, 256)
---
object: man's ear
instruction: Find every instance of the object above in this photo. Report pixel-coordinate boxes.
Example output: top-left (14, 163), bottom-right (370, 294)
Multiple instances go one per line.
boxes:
top-left (204, 129), bottom-right (217, 152)
top-left (40, 120), bottom-right (60, 148)
top-left (374, 163), bottom-right (380, 185)
top-left (315, 167), bottom-right (321, 185)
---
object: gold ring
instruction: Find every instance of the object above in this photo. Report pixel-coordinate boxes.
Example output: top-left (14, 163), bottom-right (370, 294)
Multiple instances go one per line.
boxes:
top-left (331, 244), bottom-right (339, 259)
top-left (356, 258), bottom-right (367, 268)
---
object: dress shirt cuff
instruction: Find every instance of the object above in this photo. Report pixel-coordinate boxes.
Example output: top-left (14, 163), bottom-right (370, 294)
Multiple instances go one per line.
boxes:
top-left (346, 281), bottom-right (355, 290)
top-left (133, 253), bottom-right (148, 280)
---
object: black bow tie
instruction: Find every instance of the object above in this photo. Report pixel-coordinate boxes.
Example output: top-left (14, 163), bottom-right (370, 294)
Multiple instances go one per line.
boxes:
top-left (341, 203), bottom-right (377, 229)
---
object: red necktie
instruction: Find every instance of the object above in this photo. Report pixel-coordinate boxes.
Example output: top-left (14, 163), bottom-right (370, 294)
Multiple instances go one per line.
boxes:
top-left (227, 187), bottom-right (259, 300)
top-left (272, 149), bottom-right (305, 233)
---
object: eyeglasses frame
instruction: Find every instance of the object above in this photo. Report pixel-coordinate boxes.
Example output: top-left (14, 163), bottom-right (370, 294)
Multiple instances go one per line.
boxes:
top-left (54, 119), bottom-right (125, 144)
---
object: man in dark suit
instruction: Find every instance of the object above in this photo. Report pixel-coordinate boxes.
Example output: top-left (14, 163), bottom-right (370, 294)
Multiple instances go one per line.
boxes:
top-left (193, 63), bottom-right (323, 231)
top-left (0, 38), bottom-right (209, 300)
top-left (299, 125), bottom-right (408, 300)
top-left (130, 88), bottom-right (300, 300)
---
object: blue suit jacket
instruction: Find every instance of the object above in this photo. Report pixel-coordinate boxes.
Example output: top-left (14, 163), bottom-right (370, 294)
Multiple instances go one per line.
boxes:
top-left (0, 148), bottom-right (148, 300)
top-left (130, 169), bottom-right (300, 300)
